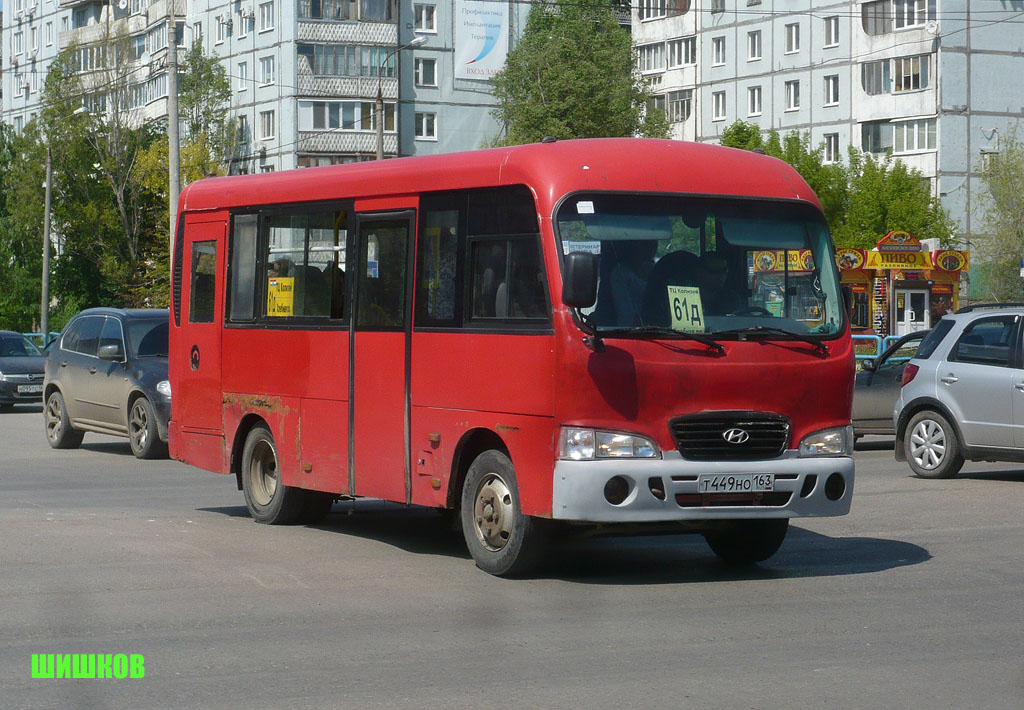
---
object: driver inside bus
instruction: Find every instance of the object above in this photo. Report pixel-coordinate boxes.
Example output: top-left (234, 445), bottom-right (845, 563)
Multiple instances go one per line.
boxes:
top-left (608, 240), bottom-right (657, 326)
top-left (695, 253), bottom-right (743, 315)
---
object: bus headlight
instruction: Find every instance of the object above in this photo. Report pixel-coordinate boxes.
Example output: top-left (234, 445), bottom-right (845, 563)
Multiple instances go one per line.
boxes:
top-left (558, 427), bottom-right (661, 460)
top-left (798, 426), bottom-right (853, 456)
top-left (156, 380), bottom-right (172, 399)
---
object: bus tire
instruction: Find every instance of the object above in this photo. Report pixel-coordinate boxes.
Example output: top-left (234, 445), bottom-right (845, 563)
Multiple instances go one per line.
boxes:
top-left (460, 450), bottom-right (546, 577)
top-left (45, 390), bottom-right (84, 449)
top-left (241, 425), bottom-right (306, 524)
top-left (704, 519), bottom-right (789, 565)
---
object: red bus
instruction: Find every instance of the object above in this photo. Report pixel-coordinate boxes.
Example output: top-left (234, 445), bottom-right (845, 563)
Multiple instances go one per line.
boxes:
top-left (169, 138), bottom-right (854, 575)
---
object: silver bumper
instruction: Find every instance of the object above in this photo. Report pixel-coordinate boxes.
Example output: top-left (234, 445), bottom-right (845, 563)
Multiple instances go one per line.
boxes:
top-left (551, 451), bottom-right (854, 522)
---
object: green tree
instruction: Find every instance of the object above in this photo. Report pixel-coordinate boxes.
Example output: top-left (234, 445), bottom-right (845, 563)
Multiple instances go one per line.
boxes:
top-left (0, 125), bottom-right (44, 331)
top-left (974, 126), bottom-right (1024, 300)
top-left (719, 120), bottom-right (764, 152)
top-left (490, 3), bottom-right (669, 144)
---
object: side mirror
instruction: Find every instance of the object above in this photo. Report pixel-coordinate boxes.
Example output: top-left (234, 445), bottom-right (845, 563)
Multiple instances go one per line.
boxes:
top-left (861, 358), bottom-right (876, 372)
top-left (562, 252), bottom-right (598, 309)
top-left (842, 285), bottom-right (853, 314)
top-left (97, 343), bottom-right (124, 361)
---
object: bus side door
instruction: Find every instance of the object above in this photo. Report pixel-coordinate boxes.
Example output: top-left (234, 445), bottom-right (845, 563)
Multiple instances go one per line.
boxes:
top-left (179, 217), bottom-right (225, 435)
top-left (350, 210), bottom-right (414, 503)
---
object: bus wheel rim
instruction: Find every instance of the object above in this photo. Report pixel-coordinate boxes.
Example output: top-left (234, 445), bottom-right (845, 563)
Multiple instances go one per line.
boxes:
top-left (473, 473), bottom-right (514, 552)
top-left (249, 439), bottom-right (279, 507)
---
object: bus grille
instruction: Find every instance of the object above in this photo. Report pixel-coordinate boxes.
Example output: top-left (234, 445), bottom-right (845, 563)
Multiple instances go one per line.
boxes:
top-left (669, 412), bottom-right (790, 461)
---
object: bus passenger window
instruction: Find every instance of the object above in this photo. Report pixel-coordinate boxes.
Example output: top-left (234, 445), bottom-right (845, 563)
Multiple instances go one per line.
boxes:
top-left (356, 220), bottom-right (408, 329)
top-left (416, 209), bottom-right (459, 326)
top-left (229, 214), bottom-right (258, 321)
top-left (189, 241), bottom-right (217, 324)
top-left (470, 238), bottom-right (547, 321)
top-left (262, 210), bottom-right (348, 321)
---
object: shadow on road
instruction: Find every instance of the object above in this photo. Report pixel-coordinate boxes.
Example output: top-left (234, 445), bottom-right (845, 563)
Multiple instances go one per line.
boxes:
top-left (200, 500), bottom-right (930, 583)
top-left (855, 437), bottom-right (896, 451)
top-left (955, 469), bottom-right (1024, 483)
top-left (1, 404), bottom-right (43, 415)
top-left (80, 441), bottom-right (135, 457)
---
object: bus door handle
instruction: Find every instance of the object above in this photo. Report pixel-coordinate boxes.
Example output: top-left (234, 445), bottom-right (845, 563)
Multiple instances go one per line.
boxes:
top-left (940, 374), bottom-right (958, 385)
top-left (59, 361), bottom-right (67, 368)
top-left (1015, 382), bottom-right (1024, 392)
top-left (88, 367), bottom-right (97, 375)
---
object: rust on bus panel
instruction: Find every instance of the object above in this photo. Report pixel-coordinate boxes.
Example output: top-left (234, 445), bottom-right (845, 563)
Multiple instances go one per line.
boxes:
top-left (222, 393), bottom-right (292, 413)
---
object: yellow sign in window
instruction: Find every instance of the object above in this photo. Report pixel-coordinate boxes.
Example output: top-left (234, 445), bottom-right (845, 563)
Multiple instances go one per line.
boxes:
top-left (267, 277), bottom-right (294, 316)
top-left (667, 285), bottom-right (705, 333)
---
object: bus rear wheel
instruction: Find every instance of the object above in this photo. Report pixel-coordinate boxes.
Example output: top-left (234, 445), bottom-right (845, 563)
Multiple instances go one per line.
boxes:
top-left (703, 519), bottom-right (789, 565)
top-left (241, 424), bottom-right (306, 525)
top-left (460, 450), bottom-right (546, 577)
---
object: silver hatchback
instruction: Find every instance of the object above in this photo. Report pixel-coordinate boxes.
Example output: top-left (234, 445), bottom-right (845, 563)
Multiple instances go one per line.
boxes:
top-left (894, 306), bottom-right (1024, 478)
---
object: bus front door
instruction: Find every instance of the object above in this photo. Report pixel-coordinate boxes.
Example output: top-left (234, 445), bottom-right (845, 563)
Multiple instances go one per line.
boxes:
top-left (350, 212), bottom-right (414, 503)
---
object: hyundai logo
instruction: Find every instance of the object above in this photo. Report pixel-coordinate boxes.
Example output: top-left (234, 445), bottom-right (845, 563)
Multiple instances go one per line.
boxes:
top-left (722, 428), bottom-right (750, 444)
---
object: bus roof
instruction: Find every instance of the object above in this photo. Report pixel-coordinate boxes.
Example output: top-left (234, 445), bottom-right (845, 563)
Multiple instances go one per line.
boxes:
top-left (178, 138), bottom-right (821, 215)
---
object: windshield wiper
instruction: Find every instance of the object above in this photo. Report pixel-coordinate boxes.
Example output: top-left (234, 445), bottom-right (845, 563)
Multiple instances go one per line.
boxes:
top-left (599, 326), bottom-right (725, 354)
top-left (715, 326), bottom-right (828, 354)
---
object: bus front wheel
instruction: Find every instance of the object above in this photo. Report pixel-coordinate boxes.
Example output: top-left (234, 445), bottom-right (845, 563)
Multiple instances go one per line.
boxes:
top-left (460, 450), bottom-right (546, 577)
top-left (241, 425), bottom-right (306, 524)
top-left (703, 519), bottom-right (789, 565)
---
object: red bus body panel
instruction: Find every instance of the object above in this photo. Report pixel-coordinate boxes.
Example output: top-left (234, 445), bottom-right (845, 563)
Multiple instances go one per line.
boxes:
top-left (170, 138), bottom-right (850, 520)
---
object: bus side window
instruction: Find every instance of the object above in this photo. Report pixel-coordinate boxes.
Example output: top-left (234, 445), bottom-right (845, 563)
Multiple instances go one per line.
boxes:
top-left (229, 214), bottom-right (258, 321)
top-left (416, 208), bottom-right (460, 327)
top-left (190, 241), bottom-right (217, 324)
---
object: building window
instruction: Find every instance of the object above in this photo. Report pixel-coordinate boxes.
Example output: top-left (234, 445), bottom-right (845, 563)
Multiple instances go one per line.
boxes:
top-left (748, 85), bottom-right (762, 116)
top-left (893, 55), bottom-right (929, 92)
top-left (894, 0), bottom-right (930, 29)
top-left (861, 60), bottom-right (889, 95)
top-left (785, 80), bottom-right (800, 110)
top-left (261, 165), bottom-right (275, 173)
top-left (667, 89), bottom-right (692, 122)
top-left (14, 32), bottom-right (23, 55)
top-left (638, 0), bottom-right (667, 21)
top-left (259, 55), bottom-right (275, 85)
top-left (361, 0), bottom-right (396, 22)
top-left (667, 36), bottom-right (696, 67)
top-left (414, 3), bottom-right (436, 32)
top-left (747, 30), bottom-right (761, 61)
top-left (62, 16), bottom-right (69, 32)
top-left (299, 100), bottom-right (394, 131)
top-left (638, 43), bottom-right (665, 74)
top-left (712, 91), bottom-right (726, 121)
top-left (238, 61), bottom-right (248, 90)
top-left (785, 23), bottom-right (800, 53)
top-left (238, 115), bottom-right (250, 142)
top-left (46, 22), bottom-right (54, 46)
top-left (824, 133), bottom-right (840, 163)
top-left (711, 0), bottom-right (724, 12)
top-left (862, 0), bottom-right (892, 36)
top-left (712, 36), bottom-right (726, 66)
top-left (237, 10), bottom-right (249, 37)
top-left (861, 120), bottom-right (893, 154)
top-left (415, 112), bottom-right (437, 140)
top-left (414, 57), bottom-right (436, 87)
top-left (893, 118), bottom-right (936, 153)
top-left (824, 74), bottom-right (839, 105)
top-left (824, 16), bottom-right (839, 47)
top-left (260, 110), bottom-right (275, 140)
top-left (259, 1), bottom-right (274, 31)
top-left (215, 17), bottom-right (226, 44)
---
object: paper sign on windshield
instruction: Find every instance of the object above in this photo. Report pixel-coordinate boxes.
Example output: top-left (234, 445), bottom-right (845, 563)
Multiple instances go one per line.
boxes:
top-left (667, 286), bottom-right (705, 333)
top-left (267, 277), bottom-right (294, 317)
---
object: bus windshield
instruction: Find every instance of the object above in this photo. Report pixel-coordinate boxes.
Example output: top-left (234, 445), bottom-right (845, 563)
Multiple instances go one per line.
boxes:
top-left (556, 193), bottom-right (844, 338)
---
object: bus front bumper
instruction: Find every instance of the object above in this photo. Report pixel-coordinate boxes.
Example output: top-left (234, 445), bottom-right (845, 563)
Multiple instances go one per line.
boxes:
top-left (551, 451), bottom-right (853, 523)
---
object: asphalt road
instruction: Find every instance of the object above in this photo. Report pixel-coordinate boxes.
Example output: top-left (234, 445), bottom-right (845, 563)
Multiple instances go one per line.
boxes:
top-left (1, 405), bottom-right (1022, 709)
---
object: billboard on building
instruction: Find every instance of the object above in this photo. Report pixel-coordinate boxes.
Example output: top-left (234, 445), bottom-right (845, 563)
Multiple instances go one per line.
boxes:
top-left (454, 0), bottom-right (509, 81)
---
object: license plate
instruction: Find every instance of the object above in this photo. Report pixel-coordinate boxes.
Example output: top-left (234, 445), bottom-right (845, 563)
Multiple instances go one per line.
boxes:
top-left (697, 473), bottom-right (774, 494)
top-left (17, 384), bottom-right (43, 394)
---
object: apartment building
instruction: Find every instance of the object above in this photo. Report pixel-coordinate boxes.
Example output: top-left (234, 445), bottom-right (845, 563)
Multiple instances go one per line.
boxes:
top-left (0, 0), bottom-right (528, 172)
top-left (634, 0), bottom-right (1024, 248)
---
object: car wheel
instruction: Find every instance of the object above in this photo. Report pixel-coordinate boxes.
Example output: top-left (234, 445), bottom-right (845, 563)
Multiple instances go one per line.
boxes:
top-left (241, 424), bottom-right (307, 524)
top-left (460, 450), bottom-right (547, 577)
top-left (44, 390), bottom-right (83, 449)
top-left (128, 397), bottom-right (168, 460)
top-left (703, 519), bottom-right (789, 565)
top-left (905, 410), bottom-right (964, 479)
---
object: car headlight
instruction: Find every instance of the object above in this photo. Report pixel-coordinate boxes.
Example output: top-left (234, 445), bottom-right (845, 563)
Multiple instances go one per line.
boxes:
top-left (799, 425), bottom-right (853, 457)
top-left (0, 371), bottom-right (6, 381)
top-left (156, 380), bottom-right (171, 399)
top-left (558, 427), bottom-right (661, 460)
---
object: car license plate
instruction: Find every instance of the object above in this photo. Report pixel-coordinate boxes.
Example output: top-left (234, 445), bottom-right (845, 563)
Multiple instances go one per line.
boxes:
top-left (697, 473), bottom-right (774, 493)
top-left (17, 384), bottom-right (43, 394)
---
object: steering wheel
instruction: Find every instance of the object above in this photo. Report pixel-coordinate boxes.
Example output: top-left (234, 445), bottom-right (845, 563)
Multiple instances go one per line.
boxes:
top-left (728, 306), bottom-right (773, 317)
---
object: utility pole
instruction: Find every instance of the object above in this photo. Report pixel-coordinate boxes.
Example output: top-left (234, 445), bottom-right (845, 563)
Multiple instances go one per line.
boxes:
top-left (167, 8), bottom-right (181, 248)
top-left (41, 145), bottom-right (53, 340)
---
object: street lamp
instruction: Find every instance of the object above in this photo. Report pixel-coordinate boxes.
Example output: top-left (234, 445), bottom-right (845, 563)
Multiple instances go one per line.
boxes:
top-left (376, 34), bottom-right (427, 161)
top-left (41, 104), bottom-right (89, 341)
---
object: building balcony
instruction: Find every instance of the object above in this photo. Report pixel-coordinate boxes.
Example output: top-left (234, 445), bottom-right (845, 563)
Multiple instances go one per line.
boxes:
top-left (297, 130), bottom-right (396, 155)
